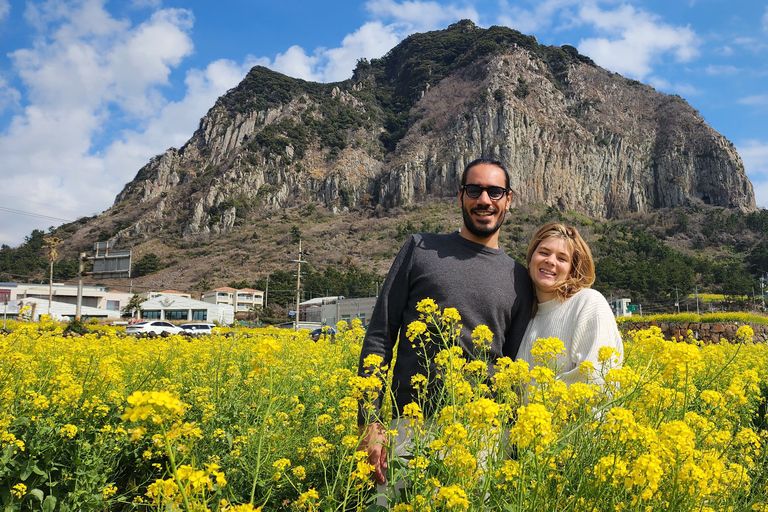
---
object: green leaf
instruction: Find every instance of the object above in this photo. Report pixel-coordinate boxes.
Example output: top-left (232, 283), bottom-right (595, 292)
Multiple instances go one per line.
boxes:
top-left (42, 495), bottom-right (57, 512)
top-left (29, 488), bottom-right (44, 503)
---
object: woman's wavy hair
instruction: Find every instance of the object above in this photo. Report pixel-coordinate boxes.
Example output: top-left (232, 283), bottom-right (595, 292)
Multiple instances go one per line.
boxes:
top-left (526, 222), bottom-right (595, 302)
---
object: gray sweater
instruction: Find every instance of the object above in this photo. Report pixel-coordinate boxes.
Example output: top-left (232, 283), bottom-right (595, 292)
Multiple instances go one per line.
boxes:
top-left (357, 232), bottom-right (533, 423)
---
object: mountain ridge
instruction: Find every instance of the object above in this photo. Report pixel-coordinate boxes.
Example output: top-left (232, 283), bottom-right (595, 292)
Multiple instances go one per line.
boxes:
top-left (0, 20), bottom-right (762, 313)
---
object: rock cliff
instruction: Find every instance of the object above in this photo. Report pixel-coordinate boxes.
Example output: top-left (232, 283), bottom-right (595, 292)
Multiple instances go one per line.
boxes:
top-left (113, 20), bottom-right (755, 239)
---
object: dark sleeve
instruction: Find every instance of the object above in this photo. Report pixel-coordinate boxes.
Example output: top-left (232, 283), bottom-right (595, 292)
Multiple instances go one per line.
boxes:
top-left (356, 236), bottom-right (416, 424)
top-left (503, 262), bottom-right (534, 359)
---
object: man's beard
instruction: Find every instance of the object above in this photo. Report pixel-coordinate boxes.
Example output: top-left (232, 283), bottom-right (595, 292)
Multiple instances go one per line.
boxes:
top-left (462, 204), bottom-right (506, 238)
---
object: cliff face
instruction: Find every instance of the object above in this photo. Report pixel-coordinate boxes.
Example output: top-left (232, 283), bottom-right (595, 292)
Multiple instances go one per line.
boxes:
top-left (112, 20), bottom-right (755, 239)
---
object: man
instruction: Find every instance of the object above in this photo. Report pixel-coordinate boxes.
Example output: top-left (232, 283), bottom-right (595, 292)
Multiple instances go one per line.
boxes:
top-left (357, 157), bottom-right (534, 487)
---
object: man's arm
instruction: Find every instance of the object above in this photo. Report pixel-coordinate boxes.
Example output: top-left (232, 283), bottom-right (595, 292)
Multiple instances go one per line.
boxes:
top-left (356, 235), bottom-right (416, 423)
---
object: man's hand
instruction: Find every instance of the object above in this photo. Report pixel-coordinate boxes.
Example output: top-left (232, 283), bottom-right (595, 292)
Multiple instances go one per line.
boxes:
top-left (358, 422), bottom-right (388, 485)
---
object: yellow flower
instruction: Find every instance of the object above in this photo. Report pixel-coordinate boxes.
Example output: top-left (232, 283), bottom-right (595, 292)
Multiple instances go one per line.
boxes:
top-left (510, 403), bottom-right (554, 451)
top-left (531, 337), bottom-right (565, 366)
top-left (406, 321), bottom-right (428, 341)
top-left (292, 465), bottom-right (306, 481)
top-left (442, 307), bottom-right (462, 324)
top-left (735, 325), bottom-right (754, 343)
top-left (11, 483), bottom-right (26, 499)
top-left (59, 424), bottom-right (78, 439)
top-left (471, 325), bottom-right (494, 352)
top-left (272, 458), bottom-right (291, 471)
top-left (121, 391), bottom-right (185, 424)
top-left (579, 360), bottom-right (595, 377)
top-left (296, 488), bottom-right (320, 510)
top-left (436, 484), bottom-right (470, 510)
top-left (416, 298), bottom-right (439, 315)
top-left (102, 484), bottom-right (117, 499)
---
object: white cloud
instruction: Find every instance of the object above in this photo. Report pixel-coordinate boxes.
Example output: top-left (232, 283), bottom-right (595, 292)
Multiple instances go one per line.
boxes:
top-left (576, 3), bottom-right (699, 79)
top-left (738, 95), bottom-right (768, 106)
top-left (0, 0), bottom-right (9, 20)
top-left (271, 46), bottom-right (322, 82)
top-left (763, 6), bottom-right (768, 33)
top-left (0, 75), bottom-right (21, 113)
top-left (496, 0), bottom-right (580, 34)
top-left (0, 1), bottom-right (241, 246)
top-left (705, 64), bottom-right (741, 75)
top-left (738, 140), bottom-right (768, 208)
top-left (107, 9), bottom-right (195, 117)
top-left (321, 22), bottom-right (402, 82)
top-left (716, 45), bottom-right (734, 56)
top-left (104, 58), bottom-right (258, 185)
top-left (365, 0), bottom-right (479, 32)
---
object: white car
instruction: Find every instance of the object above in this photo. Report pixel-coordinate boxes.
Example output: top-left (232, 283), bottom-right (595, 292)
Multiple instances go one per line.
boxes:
top-left (125, 321), bottom-right (184, 336)
top-left (180, 323), bottom-right (217, 335)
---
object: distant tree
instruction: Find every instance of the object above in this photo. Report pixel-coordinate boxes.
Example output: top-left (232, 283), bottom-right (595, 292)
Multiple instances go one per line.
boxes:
top-left (132, 253), bottom-right (162, 277)
top-left (290, 225), bottom-right (302, 245)
top-left (123, 294), bottom-right (146, 319)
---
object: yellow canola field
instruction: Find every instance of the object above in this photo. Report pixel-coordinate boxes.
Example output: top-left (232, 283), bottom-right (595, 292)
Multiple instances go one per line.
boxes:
top-left (0, 310), bottom-right (767, 512)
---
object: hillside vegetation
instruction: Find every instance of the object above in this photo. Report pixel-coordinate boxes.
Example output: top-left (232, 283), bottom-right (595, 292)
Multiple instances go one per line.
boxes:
top-left (2, 202), bottom-right (767, 321)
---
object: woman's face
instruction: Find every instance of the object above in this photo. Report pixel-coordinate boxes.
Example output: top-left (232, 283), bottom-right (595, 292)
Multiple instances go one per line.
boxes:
top-left (529, 236), bottom-right (573, 302)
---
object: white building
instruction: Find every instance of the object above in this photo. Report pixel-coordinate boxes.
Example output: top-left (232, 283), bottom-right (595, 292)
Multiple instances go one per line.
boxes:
top-left (202, 287), bottom-right (264, 316)
top-left (301, 296), bottom-right (377, 327)
top-left (0, 282), bottom-right (132, 312)
top-left (140, 294), bottom-right (234, 325)
top-left (141, 290), bottom-right (192, 300)
top-left (3, 298), bottom-right (122, 322)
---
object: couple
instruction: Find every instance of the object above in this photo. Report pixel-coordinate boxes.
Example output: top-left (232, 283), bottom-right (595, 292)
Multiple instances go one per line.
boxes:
top-left (357, 157), bottom-right (624, 489)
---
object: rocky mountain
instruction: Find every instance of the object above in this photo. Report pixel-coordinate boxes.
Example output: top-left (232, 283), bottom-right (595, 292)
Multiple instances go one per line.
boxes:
top-left (5, 20), bottom-right (761, 298)
top-left (109, 19), bottom-right (754, 244)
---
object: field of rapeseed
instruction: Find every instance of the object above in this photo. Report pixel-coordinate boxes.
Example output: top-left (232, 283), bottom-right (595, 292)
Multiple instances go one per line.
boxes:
top-left (0, 304), bottom-right (767, 512)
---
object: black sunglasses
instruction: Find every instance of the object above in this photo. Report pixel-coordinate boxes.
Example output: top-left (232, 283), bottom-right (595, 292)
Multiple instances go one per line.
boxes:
top-left (462, 184), bottom-right (509, 200)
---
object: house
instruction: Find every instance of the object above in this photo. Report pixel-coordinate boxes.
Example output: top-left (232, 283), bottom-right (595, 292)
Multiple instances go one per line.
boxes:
top-left (300, 296), bottom-right (377, 327)
top-left (139, 294), bottom-right (234, 325)
top-left (202, 287), bottom-right (264, 317)
top-left (4, 298), bottom-right (122, 322)
top-left (0, 282), bottom-right (132, 312)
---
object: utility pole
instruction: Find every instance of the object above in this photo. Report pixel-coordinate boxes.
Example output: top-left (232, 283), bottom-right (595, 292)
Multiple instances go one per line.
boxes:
top-left (264, 274), bottom-right (269, 308)
top-left (695, 285), bottom-right (700, 315)
top-left (674, 286), bottom-right (680, 314)
top-left (44, 236), bottom-right (63, 317)
top-left (291, 240), bottom-right (308, 331)
top-left (760, 274), bottom-right (766, 309)
top-left (76, 252), bottom-right (85, 321)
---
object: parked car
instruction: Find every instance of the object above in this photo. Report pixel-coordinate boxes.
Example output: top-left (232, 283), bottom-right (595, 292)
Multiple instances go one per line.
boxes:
top-left (180, 323), bottom-right (217, 335)
top-left (125, 321), bottom-right (184, 336)
top-left (310, 326), bottom-right (337, 341)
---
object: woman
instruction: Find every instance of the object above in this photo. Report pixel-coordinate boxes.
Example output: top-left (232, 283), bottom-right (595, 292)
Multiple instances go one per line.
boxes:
top-left (517, 222), bottom-right (623, 385)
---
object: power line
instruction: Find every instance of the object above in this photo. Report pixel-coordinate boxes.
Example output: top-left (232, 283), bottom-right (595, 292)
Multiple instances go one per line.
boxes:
top-left (0, 206), bottom-right (75, 223)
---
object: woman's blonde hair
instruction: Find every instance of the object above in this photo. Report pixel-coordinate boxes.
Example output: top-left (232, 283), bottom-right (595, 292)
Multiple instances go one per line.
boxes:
top-left (526, 222), bottom-right (595, 302)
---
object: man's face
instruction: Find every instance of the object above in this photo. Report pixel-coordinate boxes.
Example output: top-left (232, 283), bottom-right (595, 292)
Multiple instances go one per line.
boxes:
top-left (459, 163), bottom-right (511, 245)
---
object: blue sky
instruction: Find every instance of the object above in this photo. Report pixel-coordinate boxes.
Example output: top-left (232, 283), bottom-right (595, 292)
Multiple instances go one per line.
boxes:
top-left (1, 0), bottom-right (766, 248)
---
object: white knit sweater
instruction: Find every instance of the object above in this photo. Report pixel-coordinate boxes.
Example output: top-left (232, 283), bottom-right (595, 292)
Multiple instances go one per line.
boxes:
top-left (516, 288), bottom-right (624, 385)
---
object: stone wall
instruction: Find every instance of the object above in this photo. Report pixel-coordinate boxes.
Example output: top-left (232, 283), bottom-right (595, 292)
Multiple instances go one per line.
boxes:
top-left (618, 321), bottom-right (768, 344)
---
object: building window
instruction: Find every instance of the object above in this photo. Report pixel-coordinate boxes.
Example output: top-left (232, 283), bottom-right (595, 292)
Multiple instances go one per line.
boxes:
top-left (106, 300), bottom-right (120, 311)
top-left (341, 314), bottom-right (351, 324)
top-left (143, 310), bottom-right (161, 319)
top-left (237, 303), bottom-right (249, 310)
top-left (165, 310), bottom-right (189, 320)
top-left (357, 313), bottom-right (366, 326)
top-left (0, 290), bottom-right (10, 303)
top-left (192, 310), bottom-right (207, 321)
